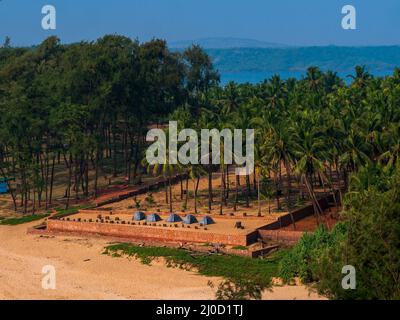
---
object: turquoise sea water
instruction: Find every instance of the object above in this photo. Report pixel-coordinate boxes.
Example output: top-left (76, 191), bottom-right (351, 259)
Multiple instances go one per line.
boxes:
top-left (219, 69), bottom-right (396, 85)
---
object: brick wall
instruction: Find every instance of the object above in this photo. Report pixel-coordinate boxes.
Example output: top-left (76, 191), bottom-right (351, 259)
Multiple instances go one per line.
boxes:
top-left (47, 219), bottom-right (249, 246)
top-left (260, 193), bottom-right (338, 230)
top-left (258, 229), bottom-right (304, 244)
top-left (96, 173), bottom-right (188, 206)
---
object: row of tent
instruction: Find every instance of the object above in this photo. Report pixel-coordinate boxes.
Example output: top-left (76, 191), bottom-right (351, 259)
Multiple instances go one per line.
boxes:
top-left (133, 212), bottom-right (215, 225)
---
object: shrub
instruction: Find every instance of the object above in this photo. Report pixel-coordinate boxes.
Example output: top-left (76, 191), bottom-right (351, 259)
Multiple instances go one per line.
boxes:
top-left (145, 193), bottom-right (156, 206)
top-left (278, 223), bottom-right (347, 284)
top-left (134, 197), bottom-right (141, 209)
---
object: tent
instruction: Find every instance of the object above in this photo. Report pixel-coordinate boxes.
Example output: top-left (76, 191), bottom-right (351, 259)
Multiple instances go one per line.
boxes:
top-left (0, 182), bottom-right (7, 194)
top-left (133, 211), bottom-right (146, 221)
top-left (166, 213), bottom-right (182, 223)
top-left (146, 213), bottom-right (162, 222)
top-left (183, 214), bottom-right (198, 224)
top-left (199, 216), bottom-right (215, 225)
top-left (0, 177), bottom-right (13, 194)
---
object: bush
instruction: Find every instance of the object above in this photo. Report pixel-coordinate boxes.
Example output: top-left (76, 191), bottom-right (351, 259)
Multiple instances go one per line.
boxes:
top-left (280, 164), bottom-right (400, 300)
top-left (145, 193), bottom-right (156, 206)
top-left (0, 213), bottom-right (50, 225)
top-left (278, 223), bottom-right (347, 284)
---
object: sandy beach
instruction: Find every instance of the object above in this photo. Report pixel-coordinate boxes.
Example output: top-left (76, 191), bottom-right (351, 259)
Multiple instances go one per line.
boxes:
top-left (0, 220), bottom-right (325, 300)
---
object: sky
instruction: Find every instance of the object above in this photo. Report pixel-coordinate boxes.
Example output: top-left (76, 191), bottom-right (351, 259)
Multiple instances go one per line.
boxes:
top-left (0, 0), bottom-right (399, 47)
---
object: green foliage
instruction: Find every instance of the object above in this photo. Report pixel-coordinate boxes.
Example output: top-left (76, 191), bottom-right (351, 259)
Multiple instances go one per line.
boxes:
top-left (104, 243), bottom-right (284, 289)
top-left (280, 163), bottom-right (400, 300)
top-left (232, 245), bottom-right (248, 251)
top-left (133, 197), bottom-right (141, 209)
top-left (279, 223), bottom-right (348, 283)
top-left (212, 278), bottom-right (267, 300)
top-left (144, 193), bottom-right (156, 206)
top-left (0, 214), bottom-right (50, 225)
top-left (52, 204), bottom-right (94, 219)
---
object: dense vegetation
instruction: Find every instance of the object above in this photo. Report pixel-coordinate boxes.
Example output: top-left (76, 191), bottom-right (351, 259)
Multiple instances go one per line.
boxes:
top-left (280, 163), bottom-right (400, 299)
top-left (1, 35), bottom-right (400, 299)
top-left (0, 35), bottom-right (218, 213)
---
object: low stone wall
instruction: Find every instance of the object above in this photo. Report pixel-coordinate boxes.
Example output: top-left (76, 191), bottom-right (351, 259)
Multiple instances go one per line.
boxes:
top-left (259, 193), bottom-right (338, 230)
top-left (47, 219), bottom-right (250, 246)
top-left (96, 174), bottom-right (188, 207)
top-left (258, 229), bottom-right (304, 244)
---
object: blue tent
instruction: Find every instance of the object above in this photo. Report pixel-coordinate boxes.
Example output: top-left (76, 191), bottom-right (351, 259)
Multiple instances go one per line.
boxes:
top-left (0, 182), bottom-right (7, 194)
top-left (133, 211), bottom-right (146, 221)
top-left (0, 178), bottom-right (12, 194)
top-left (183, 214), bottom-right (198, 224)
top-left (146, 213), bottom-right (162, 222)
top-left (166, 213), bottom-right (182, 223)
top-left (199, 216), bottom-right (215, 225)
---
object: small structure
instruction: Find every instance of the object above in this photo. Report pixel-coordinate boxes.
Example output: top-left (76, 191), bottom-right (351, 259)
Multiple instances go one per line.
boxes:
top-left (183, 214), bottom-right (198, 224)
top-left (235, 221), bottom-right (242, 229)
top-left (0, 178), bottom-right (13, 194)
top-left (166, 213), bottom-right (182, 223)
top-left (199, 216), bottom-right (215, 225)
top-left (146, 213), bottom-right (162, 222)
top-left (133, 211), bottom-right (146, 221)
top-left (0, 182), bottom-right (7, 194)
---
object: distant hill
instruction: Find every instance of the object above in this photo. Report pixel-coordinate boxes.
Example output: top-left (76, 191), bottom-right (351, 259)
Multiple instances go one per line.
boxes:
top-left (205, 46), bottom-right (400, 74)
top-left (169, 37), bottom-right (287, 49)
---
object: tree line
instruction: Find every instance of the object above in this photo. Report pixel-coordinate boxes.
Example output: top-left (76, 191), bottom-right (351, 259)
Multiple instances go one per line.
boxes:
top-left (2, 35), bottom-right (400, 219)
top-left (0, 35), bottom-right (218, 213)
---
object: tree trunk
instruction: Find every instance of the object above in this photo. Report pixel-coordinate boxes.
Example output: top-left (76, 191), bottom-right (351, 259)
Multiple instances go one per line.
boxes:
top-left (49, 156), bottom-right (55, 205)
top-left (168, 173), bottom-right (173, 213)
top-left (194, 177), bottom-right (200, 214)
top-left (245, 174), bottom-right (250, 207)
top-left (220, 168), bottom-right (224, 215)
top-left (208, 166), bottom-right (213, 212)
top-left (184, 175), bottom-right (189, 209)
top-left (234, 174), bottom-right (239, 211)
top-left (257, 169), bottom-right (261, 217)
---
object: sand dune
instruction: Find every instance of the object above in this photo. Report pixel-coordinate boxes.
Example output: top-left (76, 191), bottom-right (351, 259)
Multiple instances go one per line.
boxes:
top-left (0, 220), bottom-right (325, 300)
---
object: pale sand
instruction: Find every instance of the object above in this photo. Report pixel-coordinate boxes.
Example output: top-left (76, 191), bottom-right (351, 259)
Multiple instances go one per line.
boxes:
top-left (0, 220), bottom-right (325, 300)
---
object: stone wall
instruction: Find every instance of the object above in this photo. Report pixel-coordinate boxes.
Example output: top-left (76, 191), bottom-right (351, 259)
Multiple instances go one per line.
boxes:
top-left (47, 219), bottom-right (250, 246)
top-left (258, 229), bottom-right (304, 244)
top-left (259, 193), bottom-right (338, 230)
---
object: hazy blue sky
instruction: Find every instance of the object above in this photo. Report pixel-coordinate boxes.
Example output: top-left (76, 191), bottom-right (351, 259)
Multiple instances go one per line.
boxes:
top-left (0, 0), bottom-right (399, 47)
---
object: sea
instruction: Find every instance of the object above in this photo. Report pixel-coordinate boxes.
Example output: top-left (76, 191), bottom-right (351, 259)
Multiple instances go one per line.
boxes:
top-left (219, 69), bottom-right (396, 86)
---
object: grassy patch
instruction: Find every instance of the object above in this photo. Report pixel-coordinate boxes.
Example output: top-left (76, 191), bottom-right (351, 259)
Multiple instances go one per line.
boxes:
top-left (0, 214), bottom-right (50, 225)
top-left (103, 243), bottom-right (285, 285)
top-left (232, 245), bottom-right (248, 251)
top-left (52, 204), bottom-right (94, 219)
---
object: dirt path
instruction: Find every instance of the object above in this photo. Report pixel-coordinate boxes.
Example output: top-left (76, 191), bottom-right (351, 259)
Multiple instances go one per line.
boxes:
top-left (0, 220), bottom-right (325, 300)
